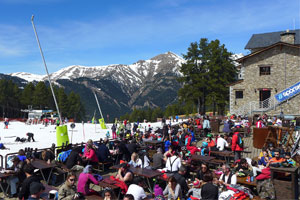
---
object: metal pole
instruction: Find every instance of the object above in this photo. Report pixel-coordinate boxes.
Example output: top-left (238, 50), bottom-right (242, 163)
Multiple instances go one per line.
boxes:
top-left (31, 15), bottom-right (62, 124)
top-left (93, 91), bottom-right (104, 119)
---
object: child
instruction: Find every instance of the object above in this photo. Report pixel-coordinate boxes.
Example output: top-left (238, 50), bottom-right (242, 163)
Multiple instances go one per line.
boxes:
top-left (284, 152), bottom-right (296, 167)
top-left (106, 131), bottom-right (110, 139)
top-left (187, 180), bottom-right (201, 199)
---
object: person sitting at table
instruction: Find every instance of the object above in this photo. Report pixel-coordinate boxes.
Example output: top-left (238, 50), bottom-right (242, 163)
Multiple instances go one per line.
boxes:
top-left (152, 147), bottom-right (165, 169)
top-left (102, 188), bottom-right (116, 200)
top-left (235, 158), bottom-right (251, 176)
top-left (217, 135), bottom-right (229, 151)
top-left (65, 146), bottom-right (83, 170)
top-left (139, 150), bottom-right (151, 169)
top-left (40, 149), bottom-right (55, 164)
top-left (6, 156), bottom-right (25, 198)
top-left (219, 164), bottom-right (237, 186)
top-left (201, 172), bottom-right (218, 200)
top-left (187, 141), bottom-right (201, 155)
top-left (115, 163), bottom-right (134, 185)
top-left (258, 150), bottom-right (271, 166)
top-left (117, 140), bottom-right (131, 162)
top-left (82, 142), bottom-right (99, 166)
top-left (173, 166), bottom-right (189, 196)
top-left (195, 162), bottom-right (211, 182)
top-left (17, 149), bottom-right (27, 162)
top-left (126, 177), bottom-right (147, 200)
top-left (251, 160), bottom-right (262, 177)
top-left (18, 163), bottom-right (42, 200)
top-left (58, 172), bottom-right (80, 199)
top-left (224, 134), bottom-right (232, 147)
top-left (123, 194), bottom-right (135, 200)
top-left (206, 135), bottom-right (217, 150)
top-left (77, 165), bottom-right (100, 196)
top-left (163, 176), bottom-right (182, 199)
top-left (201, 142), bottom-right (209, 156)
top-left (95, 139), bottom-right (111, 163)
top-left (280, 145), bottom-right (290, 158)
top-left (165, 151), bottom-right (182, 174)
top-left (128, 152), bottom-right (142, 167)
top-left (283, 152), bottom-right (296, 167)
top-left (28, 182), bottom-right (45, 200)
top-left (127, 139), bottom-right (140, 155)
top-left (258, 147), bottom-right (272, 159)
top-left (266, 149), bottom-right (285, 167)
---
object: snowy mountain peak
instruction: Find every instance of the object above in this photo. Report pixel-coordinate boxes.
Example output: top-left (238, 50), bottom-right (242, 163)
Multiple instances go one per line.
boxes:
top-left (9, 72), bottom-right (45, 82)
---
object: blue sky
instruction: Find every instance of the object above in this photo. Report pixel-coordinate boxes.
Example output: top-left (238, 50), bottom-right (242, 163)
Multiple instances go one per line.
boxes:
top-left (0, 0), bottom-right (300, 74)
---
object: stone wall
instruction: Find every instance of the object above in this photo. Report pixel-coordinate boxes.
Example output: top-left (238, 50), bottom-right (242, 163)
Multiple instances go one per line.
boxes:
top-left (230, 45), bottom-right (300, 115)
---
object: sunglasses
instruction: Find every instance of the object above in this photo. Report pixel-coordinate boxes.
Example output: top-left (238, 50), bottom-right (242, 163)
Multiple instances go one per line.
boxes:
top-left (69, 179), bottom-right (75, 182)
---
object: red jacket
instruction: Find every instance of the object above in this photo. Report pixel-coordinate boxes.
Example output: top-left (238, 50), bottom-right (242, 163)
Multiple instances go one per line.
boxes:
top-left (231, 132), bottom-right (243, 151)
top-left (187, 145), bottom-right (201, 155)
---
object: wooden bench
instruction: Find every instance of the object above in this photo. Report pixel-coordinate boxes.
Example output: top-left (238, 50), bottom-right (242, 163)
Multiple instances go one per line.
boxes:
top-left (94, 161), bottom-right (113, 172)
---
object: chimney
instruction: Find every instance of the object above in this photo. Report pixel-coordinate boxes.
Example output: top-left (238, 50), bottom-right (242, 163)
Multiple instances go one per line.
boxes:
top-left (280, 29), bottom-right (295, 44)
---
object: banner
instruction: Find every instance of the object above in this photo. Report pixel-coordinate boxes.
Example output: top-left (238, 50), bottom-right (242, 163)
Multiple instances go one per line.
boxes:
top-left (56, 125), bottom-right (69, 148)
top-left (275, 81), bottom-right (300, 103)
top-left (99, 118), bottom-right (107, 129)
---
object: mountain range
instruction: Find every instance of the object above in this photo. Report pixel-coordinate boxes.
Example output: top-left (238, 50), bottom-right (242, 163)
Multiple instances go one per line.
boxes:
top-left (4, 52), bottom-right (243, 121)
top-left (6, 52), bottom-right (186, 120)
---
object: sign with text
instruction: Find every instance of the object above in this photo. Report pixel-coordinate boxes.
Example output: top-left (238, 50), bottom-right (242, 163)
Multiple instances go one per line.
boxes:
top-left (275, 81), bottom-right (300, 103)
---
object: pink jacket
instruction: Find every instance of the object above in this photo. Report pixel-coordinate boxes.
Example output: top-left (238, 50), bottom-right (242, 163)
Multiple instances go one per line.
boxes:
top-left (77, 173), bottom-right (99, 195)
top-left (84, 148), bottom-right (99, 163)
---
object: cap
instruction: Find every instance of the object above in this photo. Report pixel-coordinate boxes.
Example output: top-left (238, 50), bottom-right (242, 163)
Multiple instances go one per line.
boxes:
top-left (30, 182), bottom-right (45, 194)
top-left (193, 180), bottom-right (201, 188)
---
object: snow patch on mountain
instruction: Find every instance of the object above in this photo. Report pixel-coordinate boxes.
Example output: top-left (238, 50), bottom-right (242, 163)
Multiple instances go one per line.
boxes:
top-left (9, 72), bottom-right (45, 82)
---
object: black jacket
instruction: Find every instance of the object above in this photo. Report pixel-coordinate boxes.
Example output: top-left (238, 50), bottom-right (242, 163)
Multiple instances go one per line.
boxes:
top-left (18, 175), bottom-right (42, 199)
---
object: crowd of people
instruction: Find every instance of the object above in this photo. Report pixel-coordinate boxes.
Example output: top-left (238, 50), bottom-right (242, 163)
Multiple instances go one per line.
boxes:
top-left (1, 114), bottom-right (297, 200)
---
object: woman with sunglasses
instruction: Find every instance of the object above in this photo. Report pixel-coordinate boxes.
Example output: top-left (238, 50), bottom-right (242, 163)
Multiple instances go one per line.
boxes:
top-left (58, 172), bottom-right (80, 199)
top-left (102, 188), bottom-right (116, 200)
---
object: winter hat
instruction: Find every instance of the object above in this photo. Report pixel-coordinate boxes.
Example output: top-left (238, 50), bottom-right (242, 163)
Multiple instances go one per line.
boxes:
top-left (193, 180), bottom-right (201, 188)
top-left (154, 184), bottom-right (163, 196)
top-left (202, 141), bottom-right (208, 147)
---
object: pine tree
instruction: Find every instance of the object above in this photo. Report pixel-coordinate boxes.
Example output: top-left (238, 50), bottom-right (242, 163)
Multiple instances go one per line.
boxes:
top-left (21, 82), bottom-right (35, 107)
top-left (33, 82), bottom-right (49, 109)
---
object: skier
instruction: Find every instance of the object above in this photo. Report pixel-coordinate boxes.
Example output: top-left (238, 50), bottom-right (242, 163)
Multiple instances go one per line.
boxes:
top-left (26, 133), bottom-right (35, 142)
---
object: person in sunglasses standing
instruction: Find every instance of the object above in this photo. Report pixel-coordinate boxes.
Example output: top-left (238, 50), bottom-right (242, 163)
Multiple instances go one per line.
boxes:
top-left (58, 172), bottom-right (80, 200)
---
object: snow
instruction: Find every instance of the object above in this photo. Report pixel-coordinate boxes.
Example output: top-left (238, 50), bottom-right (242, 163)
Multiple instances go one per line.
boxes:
top-left (0, 120), bottom-right (184, 161)
top-left (9, 72), bottom-right (45, 82)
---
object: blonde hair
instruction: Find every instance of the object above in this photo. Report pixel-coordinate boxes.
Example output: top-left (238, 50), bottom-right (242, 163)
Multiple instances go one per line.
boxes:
top-left (131, 152), bottom-right (139, 162)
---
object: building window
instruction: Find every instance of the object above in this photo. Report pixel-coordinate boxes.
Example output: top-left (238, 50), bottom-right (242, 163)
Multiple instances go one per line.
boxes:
top-left (259, 66), bottom-right (271, 75)
top-left (235, 91), bottom-right (243, 99)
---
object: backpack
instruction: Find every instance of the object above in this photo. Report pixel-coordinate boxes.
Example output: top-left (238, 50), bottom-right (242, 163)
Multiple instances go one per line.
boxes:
top-left (57, 149), bottom-right (72, 163)
top-left (237, 134), bottom-right (244, 148)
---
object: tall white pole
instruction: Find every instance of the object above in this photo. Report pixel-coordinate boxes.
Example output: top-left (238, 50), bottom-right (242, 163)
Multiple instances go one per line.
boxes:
top-left (93, 91), bottom-right (104, 119)
top-left (31, 15), bottom-right (62, 124)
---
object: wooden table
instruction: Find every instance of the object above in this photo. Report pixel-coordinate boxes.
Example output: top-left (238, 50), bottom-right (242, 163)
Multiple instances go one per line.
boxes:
top-left (0, 171), bottom-right (14, 196)
top-left (237, 176), bottom-right (257, 187)
top-left (270, 167), bottom-right (299, 199)
top-left (111, 164), bottom-right (162, 193)
top-left (144, 140), bottom-right (164, 151)
top-left (85, 195), bottom-right (103, 200)
top-left (31, 159), bottom-right (57, 184)
top-left (210, 151), bottom-right (233, 163)
top-left (98, 177), bottom-right (121, 199)
top-left (191, 155), bottom-right (216, 162)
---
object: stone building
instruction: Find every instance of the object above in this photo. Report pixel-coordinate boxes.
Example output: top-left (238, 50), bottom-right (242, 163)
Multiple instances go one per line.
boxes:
top-left (230, 30), bottom-right (300, 116)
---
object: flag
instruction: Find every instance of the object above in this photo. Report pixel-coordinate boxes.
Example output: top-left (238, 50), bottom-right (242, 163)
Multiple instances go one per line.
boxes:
top-left (99, 118), bottom-right (107, 129)
top-left (56, 125), bottom-right (69, 148)
top-left (91, 116), bottom-right (95, 124)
